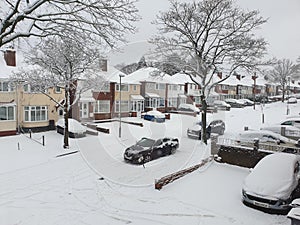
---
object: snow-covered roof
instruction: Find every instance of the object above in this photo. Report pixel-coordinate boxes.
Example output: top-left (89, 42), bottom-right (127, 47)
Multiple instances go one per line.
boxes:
top-left (103, 66), bottom-right (129, 83)
top-left (170, 72), bottom-right (202, 85)
top-left (126, 67), bottom-right (175, 84)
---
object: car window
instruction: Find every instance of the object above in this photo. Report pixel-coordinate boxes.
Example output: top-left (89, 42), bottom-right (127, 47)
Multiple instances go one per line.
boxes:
top-left (137, 138), bottom-right (155, 147)
top-left (154, 139), bottom-right (163, 146)
top-left (162, 138), bottom-right (170, 142)
top-left (282, 121), bottom-right (293, 126)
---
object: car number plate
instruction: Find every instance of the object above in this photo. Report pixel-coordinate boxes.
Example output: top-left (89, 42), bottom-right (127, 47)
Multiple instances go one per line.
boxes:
top-left (253, 201), bottom-right (269, 208)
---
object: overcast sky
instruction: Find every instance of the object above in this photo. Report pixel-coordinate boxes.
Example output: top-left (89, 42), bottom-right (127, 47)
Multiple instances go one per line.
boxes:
top-left (110, 0), bottom-right (300, 65)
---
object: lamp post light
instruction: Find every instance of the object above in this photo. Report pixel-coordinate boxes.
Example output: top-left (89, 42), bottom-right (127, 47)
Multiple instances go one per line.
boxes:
top-left (119, 74), bottom-right (125, 138)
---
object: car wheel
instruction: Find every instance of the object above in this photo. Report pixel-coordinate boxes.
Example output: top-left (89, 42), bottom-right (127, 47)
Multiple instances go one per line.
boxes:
top-left (144, 155), bottom-right (151, 163)
top-left (219, 128), bottom-right (225, 135)
top-left (170, 146), bottom-right (176, 154)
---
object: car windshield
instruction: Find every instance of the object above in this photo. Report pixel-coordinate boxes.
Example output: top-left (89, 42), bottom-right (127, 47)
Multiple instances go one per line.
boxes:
top-left (136, 138), bottom-right (155, 147)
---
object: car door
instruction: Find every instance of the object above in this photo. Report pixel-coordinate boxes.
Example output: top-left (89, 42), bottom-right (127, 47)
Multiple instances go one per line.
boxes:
top-left (152, 139), bottom-right (164, 159)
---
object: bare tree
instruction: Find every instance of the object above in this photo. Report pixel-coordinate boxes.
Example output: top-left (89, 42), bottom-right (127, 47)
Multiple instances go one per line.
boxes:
top-left (12, 34), bottom-right (105, 148)
top-left (267, 58), bottom-right (299, 102)
top-left (150, 0), bottom-right (270, 144)
top-left (0, 0), bottom-right (139, 49)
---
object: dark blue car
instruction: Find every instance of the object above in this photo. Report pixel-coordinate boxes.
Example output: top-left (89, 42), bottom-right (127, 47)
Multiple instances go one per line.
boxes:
top-left (143, 110), bottom-right (166, 123)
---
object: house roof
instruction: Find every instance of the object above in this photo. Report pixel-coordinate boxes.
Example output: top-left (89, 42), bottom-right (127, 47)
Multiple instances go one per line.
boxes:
top-left (126, 67), bottom-right (175, 84)
top-left (170, 72), bottom-right (202, 85)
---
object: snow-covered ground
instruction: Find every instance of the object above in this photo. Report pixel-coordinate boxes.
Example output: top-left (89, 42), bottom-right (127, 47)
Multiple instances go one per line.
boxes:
top-left (1, 101), bottom-right (299, 225)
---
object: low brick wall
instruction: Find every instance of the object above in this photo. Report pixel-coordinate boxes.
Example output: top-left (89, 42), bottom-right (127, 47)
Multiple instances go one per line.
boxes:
top-left (217, 145), bottom-right (271, 168)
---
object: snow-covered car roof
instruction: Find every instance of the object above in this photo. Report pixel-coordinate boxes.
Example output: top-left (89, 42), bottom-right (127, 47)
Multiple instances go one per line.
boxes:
top-left (56, 118), bottom-right (87, 133)
top-left (145, 110), bottom-right (165, 118)
top-left (239, 99), bottom-right (254, 103)
top-left (260, 124), bottom-right (300, 134)
top-left (243, 153), bottom-right (300, 199)
top-left (213, 100), bottom-right (231, 107)
top-left (178, 103), bottom-right (200, 112)
top-left (238, 130), bottom-right (297, 144)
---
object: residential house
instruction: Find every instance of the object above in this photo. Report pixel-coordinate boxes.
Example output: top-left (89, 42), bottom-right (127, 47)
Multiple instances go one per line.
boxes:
top-left (0, 51), bottom-right (64, 136)
top-left (127, 67), bottom-right (186, 112)
top-left (110, 70), bottom-right (144, 118)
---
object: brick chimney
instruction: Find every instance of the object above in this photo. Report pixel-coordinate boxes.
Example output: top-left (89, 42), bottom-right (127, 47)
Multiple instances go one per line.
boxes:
top-left (4, 49), bottom-right (16, 67)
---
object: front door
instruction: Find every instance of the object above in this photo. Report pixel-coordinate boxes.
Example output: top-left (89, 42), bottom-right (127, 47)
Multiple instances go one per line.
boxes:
top-left (80, 102), bottom-right (89, 119)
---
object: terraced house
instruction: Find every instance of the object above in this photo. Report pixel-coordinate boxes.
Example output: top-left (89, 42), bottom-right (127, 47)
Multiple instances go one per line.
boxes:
top-left (0, 52), bottom-right (64, 136)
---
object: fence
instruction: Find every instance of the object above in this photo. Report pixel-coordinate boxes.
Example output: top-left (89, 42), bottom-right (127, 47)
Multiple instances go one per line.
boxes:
top-left (154, 156), bottom-right (213, 190)
top-left (217, 137), bottom-right (300, 153)
top-left (19, 127), bottom-right (45, 146)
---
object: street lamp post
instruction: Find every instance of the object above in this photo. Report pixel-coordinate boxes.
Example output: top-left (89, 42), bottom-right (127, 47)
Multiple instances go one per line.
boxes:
top-left (287, 76), bottom-right (291, 115)
top-left (119, 74), bottom-right (125, 138)
top-left (252, 73), bottom-right (258, 110)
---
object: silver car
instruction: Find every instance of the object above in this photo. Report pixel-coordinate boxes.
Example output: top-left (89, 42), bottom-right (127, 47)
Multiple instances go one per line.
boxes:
top-left (242, 153), bottom-right (300, 214)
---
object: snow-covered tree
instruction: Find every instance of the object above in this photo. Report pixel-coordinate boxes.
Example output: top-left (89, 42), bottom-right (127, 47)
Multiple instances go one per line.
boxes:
top-left (12, 34), bottom-right (105, 148)
top-left (267, 58), bottom-right (300, 102)
top-left (151, 0), bottom-right (270, 144)
top-left (0, 0), bottom-right (139, 49)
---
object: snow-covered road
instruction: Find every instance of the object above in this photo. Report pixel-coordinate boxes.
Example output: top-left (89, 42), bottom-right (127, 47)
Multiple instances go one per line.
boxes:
top-left (1, 101), bottom-right (297, 224)
top-left (78, 114), bottom-right (210, 186)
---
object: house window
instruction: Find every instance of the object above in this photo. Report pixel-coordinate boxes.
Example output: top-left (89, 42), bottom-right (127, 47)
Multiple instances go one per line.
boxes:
top-left (0, 105), bottom-right (15, 120)
top-left (194, 96), bottom-right (201, 104)
top-left (94, 100), bottom-right (110, 113)
top-left (115, 100), bottom-right (129, 112)
top-left (168, 85), bottom-right (178, 91)
top-left (159, 98), bottom-right (165, 107)
top-left (100, 82), bottom-right (110, 92)
top-left (116, 84), bottom-right (129, 92)
top-left (145, 98), bottom-right (159, 108)
top-left (155, 83), bottom-right (166, 90)
top-left (222, 85), bottom-right (228, 90)
top-left (23, 84), bottom-right (46, 93)
top-left (133, 85), bottom-right (137, 91)
top-left (168, 98), bottom-right (177, 107)
top-left (55, 86), bottom-right (62, 93)
top-left (24, 106), bottom-right (48, 122)
top-left (0, 81), bottom-right (14, 92)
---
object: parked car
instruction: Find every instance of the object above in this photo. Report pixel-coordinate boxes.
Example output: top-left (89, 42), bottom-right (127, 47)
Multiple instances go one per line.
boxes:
top-left (123, 137), bottom-right (179, 164)
top-left (260, 125), bottom-right (300, 138)
top-left (213, 100), bottom-right (231, 111)
top-left (177, 103), bottom-right (200, 114)
top-left (242, 152), bottom-right (300, 214)
top-left (237, 130), bottom-right (297, 146)
top-left (56, 118), bottom-right (87, 138)
top-left (239, 98), bottom-right (254, 106)
top-left (288, 97), bottom-right (298, 104)
top-left (187, 119), bottom-right (225, 139)
top-left (143, 110), bottom-right (166, 122)
top-left (280, 117), bottom-right (300, 129)
top-left (224, 98), bottom-right (245, 108)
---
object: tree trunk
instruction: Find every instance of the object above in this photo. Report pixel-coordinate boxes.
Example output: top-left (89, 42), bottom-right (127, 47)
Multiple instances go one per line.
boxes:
top-left (201, 95), bottom-right (208, 145)
top-left (63, 85), bottom-right (69, 149)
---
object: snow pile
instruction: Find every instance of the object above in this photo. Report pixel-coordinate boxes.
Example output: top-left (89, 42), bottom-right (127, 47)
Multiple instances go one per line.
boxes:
top-left (56, 118), bottom-right (87, 133)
